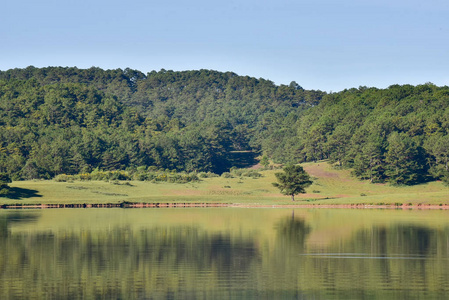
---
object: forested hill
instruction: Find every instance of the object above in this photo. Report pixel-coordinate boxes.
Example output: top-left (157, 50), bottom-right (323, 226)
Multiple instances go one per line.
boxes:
top-left (1, 67), bottom-right (448, 186)
top-left (0, 66), bottom-right (324, 179)
top-left (267, 84), bottom-right (449, 185)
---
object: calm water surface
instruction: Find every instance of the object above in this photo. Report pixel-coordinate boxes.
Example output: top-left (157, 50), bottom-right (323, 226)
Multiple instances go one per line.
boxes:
top-left (1, 208), bottom-right (449, 299)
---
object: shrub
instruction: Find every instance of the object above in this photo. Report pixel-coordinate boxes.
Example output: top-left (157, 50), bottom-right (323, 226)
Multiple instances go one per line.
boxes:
top-left (134, 173), bottom-right (148, 181)
top-left (54, 174), bottom-right (73, 182)
top-left (243, 170), bottom-right (262, 178)
top-left (199, 172), bottom-right (219, 178)
top-left (136, 166), bottom-right (147, 172)
top-left (0, 173), bottom-right (12, 196)
top-left (147, 166), bottom-right (159, 172)
top-left (221, 172), bottom-right (233, 178)
top-left (230, 168), bottom-right (262, 178)
top-left (54, 168), bottom-right (199, 184)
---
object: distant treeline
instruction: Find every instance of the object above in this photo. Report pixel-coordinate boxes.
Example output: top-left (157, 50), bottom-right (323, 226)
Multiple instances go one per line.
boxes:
top-left (0, 67), bottom-right (448, 185)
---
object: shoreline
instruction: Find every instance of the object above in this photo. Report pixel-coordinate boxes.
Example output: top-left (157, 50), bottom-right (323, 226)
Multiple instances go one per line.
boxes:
top-left (1, 202), bottom-right (449, 210)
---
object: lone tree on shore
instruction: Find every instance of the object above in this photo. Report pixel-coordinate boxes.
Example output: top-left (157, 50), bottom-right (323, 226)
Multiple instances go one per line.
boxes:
top-left (273, 165), bottom-right (312, 201)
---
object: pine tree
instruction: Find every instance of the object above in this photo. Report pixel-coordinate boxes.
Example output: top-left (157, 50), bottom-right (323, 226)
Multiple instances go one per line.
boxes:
top-left (273, 165), bottom-right (312, 201)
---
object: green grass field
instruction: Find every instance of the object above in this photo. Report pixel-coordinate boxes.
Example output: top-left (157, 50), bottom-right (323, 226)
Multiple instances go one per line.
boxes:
top-left (2, 162), bottom-right (448, 206)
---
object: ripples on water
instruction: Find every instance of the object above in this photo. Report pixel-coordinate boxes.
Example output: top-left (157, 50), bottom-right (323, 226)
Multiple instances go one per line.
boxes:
top-left (1, 208), bottom-right (449, 299)
top-left (300, 253), bottom-right (429, 259)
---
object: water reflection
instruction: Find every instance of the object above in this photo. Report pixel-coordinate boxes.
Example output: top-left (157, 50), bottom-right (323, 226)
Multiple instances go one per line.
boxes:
top-left (0, 222), bottom-right (260, 298)
top-left (0, 211), bottom-right (39, 237)
top-left (353, 225), bottom-right (433, 256)
top-left (275, 211), bottom-right (310, 251)
top-left (0, 208), bottom-right (449, 299)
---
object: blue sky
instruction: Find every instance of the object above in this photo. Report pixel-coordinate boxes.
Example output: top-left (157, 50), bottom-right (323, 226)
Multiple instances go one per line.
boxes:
top-left (1, 0), bottom-right (448, 92)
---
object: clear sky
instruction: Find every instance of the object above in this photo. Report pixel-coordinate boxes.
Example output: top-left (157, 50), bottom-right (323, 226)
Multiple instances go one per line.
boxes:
top-left (1, 0), bottom-right (448, 92)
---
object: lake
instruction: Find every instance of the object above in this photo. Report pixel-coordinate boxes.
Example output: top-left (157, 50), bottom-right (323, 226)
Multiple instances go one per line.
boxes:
top-left (1, 208), bottom-right (448, 299)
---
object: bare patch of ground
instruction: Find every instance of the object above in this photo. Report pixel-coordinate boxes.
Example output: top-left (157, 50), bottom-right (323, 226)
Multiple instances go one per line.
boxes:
top-left (303, 164), bottom-right (339, 179)
top-left (249, 163), bottom-right (262, 170)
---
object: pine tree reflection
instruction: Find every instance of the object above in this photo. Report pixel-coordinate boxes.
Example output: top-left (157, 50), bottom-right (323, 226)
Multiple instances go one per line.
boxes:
top-left (275, 211), bottom-right (311, 252)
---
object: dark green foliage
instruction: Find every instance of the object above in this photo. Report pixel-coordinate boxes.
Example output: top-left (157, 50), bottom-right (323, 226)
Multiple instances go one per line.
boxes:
top-left (351, 138), bottom-right (385, 183)
top-left (54, 168), bottom-right (199, 183)
top-left (425, 134), bottom-right (449, 184)
top-left (0, 67), bottom-right (321, 179)
top-left (272, 165), bottom-right (313, 201)
top-left (229, 167), bottom-right (262, 178)
top-left (280, 83), bottom-right (449, 185)
top-left (384, 132), bottom-right (427, 185)
top-left (0, 67), bottom-right (448, 186)
top-left (0, 173), bottom-right (11, 195)
top-left (260, 155), bottom-right (269, 168)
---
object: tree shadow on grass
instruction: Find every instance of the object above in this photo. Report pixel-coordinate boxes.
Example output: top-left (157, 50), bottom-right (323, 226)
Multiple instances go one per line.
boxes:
top-left (1, 187), bottom-right (42, 200)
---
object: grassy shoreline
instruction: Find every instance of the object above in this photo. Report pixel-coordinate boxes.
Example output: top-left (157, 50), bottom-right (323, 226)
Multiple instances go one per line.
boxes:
top-left (2, 203), bottom-right (449, 210)
top-left (2, 162), bottom-right (448, 207)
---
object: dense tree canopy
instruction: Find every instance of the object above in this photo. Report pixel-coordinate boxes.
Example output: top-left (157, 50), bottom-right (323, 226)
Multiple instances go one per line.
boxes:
top-left (0, 67), bottom-right (322, 179)
top-left (0, 67), bottom-right (448, 186)
top-left (272, 165), bottom-right (313, 201)
top-left (265, 84), bottom-right (449, 185)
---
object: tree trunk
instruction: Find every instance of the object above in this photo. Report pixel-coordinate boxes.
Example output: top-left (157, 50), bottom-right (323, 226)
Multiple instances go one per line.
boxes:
top-left (291, 194), bottom-right (295, 201)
